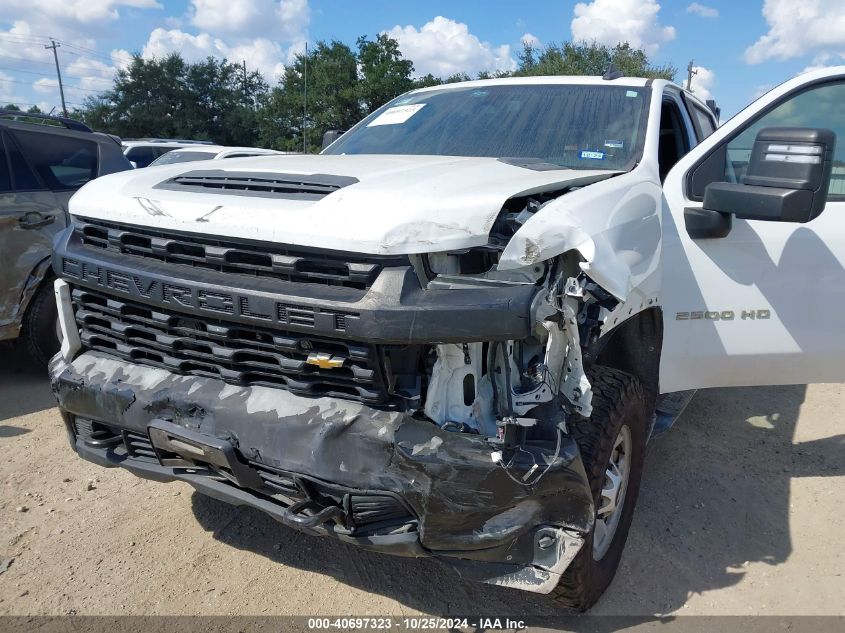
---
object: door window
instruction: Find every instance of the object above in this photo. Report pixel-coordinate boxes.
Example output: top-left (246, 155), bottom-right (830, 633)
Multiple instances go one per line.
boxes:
top-left (691, 81), bottom-right (845, 199)
top-left (12, 130), bottom-right (98, 191)
top-left (690, 104), bottom-right (716, 140)
top-left (5, 133), bottom-right (41, 191)
top-left (0, 135), bottom-right (10, 192)
top-left (125, 146), bottom-right (157, 167)
top-left (658, 99), bottom-right (691, 182)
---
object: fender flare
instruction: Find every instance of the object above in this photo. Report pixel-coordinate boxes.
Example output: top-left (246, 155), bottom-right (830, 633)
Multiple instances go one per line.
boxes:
top-left (0, 256), bottom-right (53, 341)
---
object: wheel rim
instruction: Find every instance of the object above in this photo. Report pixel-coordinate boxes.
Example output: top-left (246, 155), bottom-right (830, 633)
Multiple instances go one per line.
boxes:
top-left (593, 424), bottom-right (632, 561)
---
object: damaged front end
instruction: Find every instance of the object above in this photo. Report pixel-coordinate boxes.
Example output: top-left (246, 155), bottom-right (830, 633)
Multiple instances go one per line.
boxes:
top-left (49, 201), bottom-right (621, 592)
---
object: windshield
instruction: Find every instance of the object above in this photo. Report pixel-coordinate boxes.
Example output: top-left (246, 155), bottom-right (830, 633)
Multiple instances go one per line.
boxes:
top-left (324, 84), bottom-right (651, 170)
top-left (150, 150), bottom-right (216, 166)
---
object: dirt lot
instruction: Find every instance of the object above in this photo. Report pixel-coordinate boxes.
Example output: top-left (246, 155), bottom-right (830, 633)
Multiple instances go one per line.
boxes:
top-left (1, 342), bottom-right (843, 617)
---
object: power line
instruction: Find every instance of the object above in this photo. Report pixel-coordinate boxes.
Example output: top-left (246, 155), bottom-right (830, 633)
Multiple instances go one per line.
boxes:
top-left (0, 65), bottom-right (113, 85)
top-left (0, 34), bottom-right (50, 46)
top-left (0, 33), bottom-right (119, 64)
top-left (60, 43), bottom-right (116, 63)
top-left (1, 77), bottom-right (105, 93)
top-left (0, 54), bottom-right (55, 66)
top-left (0, 65), bottom-right (54, 76)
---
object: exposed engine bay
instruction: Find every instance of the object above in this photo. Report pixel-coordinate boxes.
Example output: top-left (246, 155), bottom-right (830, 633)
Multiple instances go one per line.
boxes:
top-left (406, 192), bottom-right (621, 484)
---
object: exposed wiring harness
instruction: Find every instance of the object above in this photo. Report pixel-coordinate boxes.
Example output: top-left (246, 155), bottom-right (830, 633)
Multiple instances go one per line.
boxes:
top-left (492, 424), bottom-right (563, 487)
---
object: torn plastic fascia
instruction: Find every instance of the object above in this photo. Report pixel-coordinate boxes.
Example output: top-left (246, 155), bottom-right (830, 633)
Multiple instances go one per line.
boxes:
top-left (496, 173), bottom-right (663, 304)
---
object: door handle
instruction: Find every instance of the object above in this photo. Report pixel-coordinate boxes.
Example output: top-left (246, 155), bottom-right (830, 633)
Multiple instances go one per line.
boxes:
top-left (17, 212), bottom-right (55, 230)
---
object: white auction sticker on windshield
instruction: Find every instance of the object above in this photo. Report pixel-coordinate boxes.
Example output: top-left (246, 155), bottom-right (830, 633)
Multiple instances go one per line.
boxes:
top-left (367, 104), bottom-right (426, 127)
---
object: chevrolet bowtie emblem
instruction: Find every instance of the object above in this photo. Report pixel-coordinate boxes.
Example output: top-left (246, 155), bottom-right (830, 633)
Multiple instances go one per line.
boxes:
top-left (305, 352), bottom-right (346, 369)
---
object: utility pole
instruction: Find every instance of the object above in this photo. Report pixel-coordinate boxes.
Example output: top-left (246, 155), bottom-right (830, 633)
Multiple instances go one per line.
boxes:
top-left (45, 39), bottom-right (67, 117)
top-left (303, 41), bottom-right (308, 154)
top-left (685, 59), bottom-right (698, 92)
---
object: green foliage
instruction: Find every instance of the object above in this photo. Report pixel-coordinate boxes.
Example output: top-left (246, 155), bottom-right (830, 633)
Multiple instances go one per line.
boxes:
top-left (514, 41), bottom-right (675, 81)
top-left (259, 40), bottom-right (361, 152)
top-left (78, 54), bottom-right (267, 145)
top-left (356, 34), bottom-right (414, 113)
top-left (74, 36), bottom-right (677, 153)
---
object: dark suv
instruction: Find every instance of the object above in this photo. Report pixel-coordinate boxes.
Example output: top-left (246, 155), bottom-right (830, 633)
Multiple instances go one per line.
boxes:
top-left (0, 110), bottom-right (131, 363)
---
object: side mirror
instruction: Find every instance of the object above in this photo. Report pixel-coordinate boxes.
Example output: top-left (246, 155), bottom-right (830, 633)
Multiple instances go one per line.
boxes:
top-left (322, 130), bottom-right (345, 151)
top-left (129, 160), bottom-right (138, 169)
top-left (685, 127), bottom-right (836, 239)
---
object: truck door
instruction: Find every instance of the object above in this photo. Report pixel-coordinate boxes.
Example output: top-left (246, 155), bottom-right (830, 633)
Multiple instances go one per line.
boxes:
top-left (0, 131), bottom-right (62, 334)
top-left (660, 68), bottom-right (845, 393)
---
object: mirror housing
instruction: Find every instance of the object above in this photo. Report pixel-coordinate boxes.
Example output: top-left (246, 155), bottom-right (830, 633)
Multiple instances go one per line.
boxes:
top-left (322, 130), bottom-right (345, 151)
top-left (686, 127), bottom-right (836, 239)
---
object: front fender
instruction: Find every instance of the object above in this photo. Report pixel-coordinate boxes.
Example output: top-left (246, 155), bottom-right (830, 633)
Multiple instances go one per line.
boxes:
top-left (498, 172), bottom-right (662, 302)
top-left (0, 256), bottom-right (52, 341)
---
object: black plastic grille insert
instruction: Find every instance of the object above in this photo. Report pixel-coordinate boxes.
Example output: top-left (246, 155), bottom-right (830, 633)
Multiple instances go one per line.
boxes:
top-left (73, 287), bottom-right (389, 403)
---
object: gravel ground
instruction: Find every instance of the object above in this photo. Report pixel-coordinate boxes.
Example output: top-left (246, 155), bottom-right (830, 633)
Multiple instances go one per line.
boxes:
top-left (1, 342), bottom-right (843, 616)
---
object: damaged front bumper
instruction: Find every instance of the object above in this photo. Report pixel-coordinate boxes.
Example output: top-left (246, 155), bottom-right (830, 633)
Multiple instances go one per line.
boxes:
top-left (50, 351), bottom-right (593, 593)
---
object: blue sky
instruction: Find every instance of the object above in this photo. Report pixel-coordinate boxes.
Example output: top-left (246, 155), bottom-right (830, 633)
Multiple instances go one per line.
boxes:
top-left (1, 0), bottom-right (843, 121)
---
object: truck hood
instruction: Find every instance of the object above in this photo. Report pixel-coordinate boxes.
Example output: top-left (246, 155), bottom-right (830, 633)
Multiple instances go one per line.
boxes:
top-left (70, 154), bottom-right (617, 255)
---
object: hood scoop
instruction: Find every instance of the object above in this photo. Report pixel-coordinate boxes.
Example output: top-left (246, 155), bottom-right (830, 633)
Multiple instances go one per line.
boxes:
top-left (155, 170), bottom-right (359, 201)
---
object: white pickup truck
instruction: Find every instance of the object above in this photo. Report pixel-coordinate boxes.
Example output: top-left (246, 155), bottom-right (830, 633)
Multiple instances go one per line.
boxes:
top-left (49, 68), bottom-right (845, 610)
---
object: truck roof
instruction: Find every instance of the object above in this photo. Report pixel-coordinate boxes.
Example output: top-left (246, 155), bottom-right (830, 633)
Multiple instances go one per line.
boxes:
top-left (408, 75), bottom-right (678, 95)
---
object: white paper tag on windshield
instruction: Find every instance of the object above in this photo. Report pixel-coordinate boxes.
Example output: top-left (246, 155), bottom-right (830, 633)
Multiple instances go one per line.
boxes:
top-left (367, 104), bottom-right (426, 127)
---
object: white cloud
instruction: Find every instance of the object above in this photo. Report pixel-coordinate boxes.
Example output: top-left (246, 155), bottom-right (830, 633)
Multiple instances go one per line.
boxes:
top-left (0, 71), bottom-right (26, 105)
top-left (140, 28), bottom-right (294, 80)
top-left (689, 65), bottom-right (715, 100)
top-left (745, 0), bottom-right (845, 64)
top-left (1, 0), bottom-right (163, 110)
top-left (686, 3), bottom-right (719, 18)
top-left (138, 0), bottom-right (309, 81)
top-left (521, 33), bottom-right (541, 48)
top-left (571, 0), bottom-right (676, 55)
top-left (190, 0), bottom-right (309, 41)
top-left (110, 49), bottom-right (134, 71)
top-left (3, 0), bottom-right (161, 26)
top-left (385, 16), bottom-right (516, 77)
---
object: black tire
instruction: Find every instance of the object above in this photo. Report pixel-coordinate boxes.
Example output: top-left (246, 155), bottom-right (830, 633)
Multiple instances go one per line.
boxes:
top-left (23, 279), bottom-right (60, 367)
top-left (550, 365), bottom-right (648, 611)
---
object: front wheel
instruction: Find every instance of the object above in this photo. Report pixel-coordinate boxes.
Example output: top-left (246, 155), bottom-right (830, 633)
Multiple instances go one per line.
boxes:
top-left (550, 365), bottom-right (648, 611)
top-left (23, 279), bottom-right (60, 367)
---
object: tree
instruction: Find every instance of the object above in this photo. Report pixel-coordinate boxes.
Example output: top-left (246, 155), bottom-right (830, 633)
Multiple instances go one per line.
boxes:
top-left (259, 40), bottom-right (361, 152)
top-left (515, 41), bottom-right (675, 81)
top-left (356, 34), bottom-right (413, 113)
top-left (411, 74), bottom-right (443, 89)
top-left (77, 53), bottom-right (267, 144)
top-left (3, 104), bottom-right (21, 111)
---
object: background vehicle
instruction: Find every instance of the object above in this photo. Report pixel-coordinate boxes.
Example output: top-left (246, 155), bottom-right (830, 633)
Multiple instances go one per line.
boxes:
top-left (0, 110), bottom-right (132, 364)
top-left (49, 67), bottom-right (845, 611)
top-left (148, 145), bottom-right (286, 166)
top-left (121, 139), bottom-right (214, 168)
